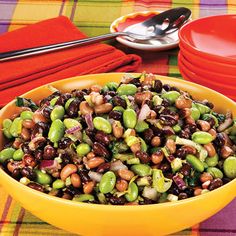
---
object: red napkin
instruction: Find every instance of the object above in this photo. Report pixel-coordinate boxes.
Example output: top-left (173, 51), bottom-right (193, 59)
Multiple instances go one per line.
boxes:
top-left (0, 16), bottom-right (141, 107)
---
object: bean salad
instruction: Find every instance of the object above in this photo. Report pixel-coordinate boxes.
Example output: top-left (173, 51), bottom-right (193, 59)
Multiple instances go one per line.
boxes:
top-left (1, 73), bottom-right (236, 205)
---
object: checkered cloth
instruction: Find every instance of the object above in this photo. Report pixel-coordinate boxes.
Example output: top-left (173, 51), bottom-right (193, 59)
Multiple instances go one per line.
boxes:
top-left (0, 0), bottom-right (236, 235)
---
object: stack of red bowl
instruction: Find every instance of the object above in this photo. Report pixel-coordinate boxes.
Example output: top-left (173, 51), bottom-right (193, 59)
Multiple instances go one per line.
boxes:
top-left (178, 15), bottom-right (236, 101)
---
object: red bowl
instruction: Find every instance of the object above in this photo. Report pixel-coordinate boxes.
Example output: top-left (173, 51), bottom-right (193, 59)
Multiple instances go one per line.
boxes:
top-left (179, 42), bottom-right (236, 76)
top-left (179, 15), bottom-right (236, 64)
top-left (179, 51), bottom-right (236, 86)
top-left (178, 57), bottom-right (236, 98)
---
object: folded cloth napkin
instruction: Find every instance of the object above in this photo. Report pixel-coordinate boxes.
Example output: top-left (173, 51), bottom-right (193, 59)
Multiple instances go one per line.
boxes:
top-left (0, 16), bottom-right (141, 107)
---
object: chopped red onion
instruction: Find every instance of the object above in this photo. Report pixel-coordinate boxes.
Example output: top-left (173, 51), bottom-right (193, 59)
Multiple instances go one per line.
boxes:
top-left (85, 113), bottom-right (94, 130)
top-left (138, 104), bottom-right (151, 121)
top-left (110, 160), bottom-right (128, 172)
top-left (40, 160), bottom-right (59, 170)
top-left (88, 171), bottom-right (102, 182)
top-left (173, 174), bottom-right (187, 190)
top-left (65, 125), bottom-right (81, 134)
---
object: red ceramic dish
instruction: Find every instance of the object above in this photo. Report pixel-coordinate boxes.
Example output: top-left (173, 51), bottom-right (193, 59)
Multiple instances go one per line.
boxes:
top-left (178, 58), bottom-right (236, 99)
top-left (179, 42), bottom-right (236, 76)
top-left (179, 52), bottom-right (236, 86)
top-left (179, 15), bottom-right (236, 64)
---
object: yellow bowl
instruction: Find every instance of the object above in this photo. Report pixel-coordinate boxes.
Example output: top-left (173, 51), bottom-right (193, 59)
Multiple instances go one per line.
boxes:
top-left (0, 73), bottom-right (236, 236)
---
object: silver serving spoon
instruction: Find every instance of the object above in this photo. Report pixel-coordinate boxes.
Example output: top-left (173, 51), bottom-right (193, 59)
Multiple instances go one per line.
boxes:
top-left (0, 7), bottom-right (191, 62)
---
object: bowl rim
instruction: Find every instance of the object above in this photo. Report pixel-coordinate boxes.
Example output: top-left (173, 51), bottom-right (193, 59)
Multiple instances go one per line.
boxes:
top-left (179, 14), bottom-right (236, 64)
top-left (0, 72), bottom-right (236, 210)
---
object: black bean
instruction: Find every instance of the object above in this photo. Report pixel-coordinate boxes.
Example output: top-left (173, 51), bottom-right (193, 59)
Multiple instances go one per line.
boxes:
top-left (31, 122), bottom-right (49, 138)
top-left (161, 98), bottom-right (171, 107)
top-left (95, 131), bottom-right (110, 146)
top-left (78, 169), bottom-right (90, 183)
top-left (153, 80), bottom-right (163, 93)
top-left (85, 128), bottom-right (96, 141)
top-left (108, 196), bottom-right (126, 205)
top-left (179, 128), bottom-right (191, 139)
top-left (27, 182), bottom-right (44, 192)
top-left (43, 145), bottom-right (56, 160)
top-left (108, 110), bottom-right (122, 121)
top-left (40, 91), bottom-right (61, 106)
top-left (12, 168), bottom-right (21, 180)
top-left (64, 185), bottom-right (80, 196)
top-left (58, 137), bottom-right (73, 149)
top-left (66, 97), bottom-right (81, 118)
top-left (140, 197), bottom-right (155, 205)
top-left (214, 133), bottom-right (227, 147)
top-left (97, 162), bottom-right (111, 173)
top-left (103, 91), bottom-right (116, 97)
top-left (160, 114), bottom-right (178, 126)
top-left (21, 167), bottom-right (36, 180)
top-left (93, 142), bottom-right (110, 158)
top-left (178, 192), bottom-right (188, 200)
top-left (163, 84), bottom-right (171, 92)
top-left (135, 151), bottom-right (150, 164)
top-left (166, 154), bottom-right (175, 163)
top-left (42, 106), bottom-right (53, 119)
top-left (159, 162), bottom-right (171, 172)
top-left (184, 124), bottom-right (197, 133)
top-left (143, 128), bottom-right (154, 144)
top-left (21, 143), bottom-right (33, 155)
top-left (112, 96), bottom-right (126, 108)
top-left (208, 178), bottom-right (223, 191)
top-left (35, 149), bottom-right (43, 161)
top-left (72, 90), bottom-right (86, 99)
top-left (179, 163), bottom-right (191, 176)
top-left (129, 78), bottom-right (141, 87)
top-left (162, 126), bottom-right (175, 136)
top-left (55, 93), bottom-right (72, 106)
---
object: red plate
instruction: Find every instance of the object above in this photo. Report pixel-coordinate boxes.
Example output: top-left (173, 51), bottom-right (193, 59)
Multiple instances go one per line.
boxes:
top-left (178, 56), bottom-right (236, 98)
top-left (179, 15), bottom-right (236, 64)
top-left (179, 42), bottom-right (236, 76)
top-left (179, 51), bottom-right (236, 86)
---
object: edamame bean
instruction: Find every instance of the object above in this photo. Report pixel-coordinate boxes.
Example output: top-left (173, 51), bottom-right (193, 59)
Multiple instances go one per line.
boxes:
top-left (3, 119), bottom-right (13, 139)
top-left (13, 149), bottom-right (24, 161)
top-left (93, 117), bottom-right (112, 134)
top-left (65, 98), bottom-right (75, 110)
top-left (50, 96), bottom-right (59, 107)
top-left (173, 124), bottom-right (181, 133)
top-left (10, 117), bottom-right (23, 137)
top-left (20, 111), bottom-right (33, 120)
top-left (125, 136), bottom-right (140, 147)
top-left (76, 143), bottom-right (91, 157)
top-left (207, 167), bottom-right (223, 179)
top-left (0, 148), bottom-right (15, 163)
top-left (135, 121), bottom-right (149, 132)
top-left (205, 154), bottom-right (219, 167)
top-left (190, 107), bottom-right (201, 121)
top-left (105, 82), bottom-right (118, 91)
top-left (202, 114), bottom-right (218, 127)
top-left (35, 170), bottom-right (52, 185)
top-left (113, 106), bottom-right (125, 113)
top-left (123, 109), bottom-right (137, 129)
top-left (52, 179), bottom-right (65, 189)
top-left (117, 84), bottom-right (137, 96)
top-left (99, 171), bottom-right (116, 194)
top-left (223, 156), bottom-right (236, 179)
top-left (140, 138), bottom-right (147, 152)
top-left (63, 118), bottom-right (81, 129)
top-left (131, 164), bottom-right (152, 176)
top-left (73, 194), bottom-right (95, 202)
top-left (50, 105), bottom-right (65, 121)
top-left (186, 154), bottom-right (204, 172)
top-left (195, 103), bottom-right (210, 115)
top-left (161, 91), bottom-right (180, 104)
top-left (48, 119), bottom-right (65, 144)
top-left (192, 131), bottom-right (213, 144)
top-left (125, 182), bottom-right (138, 202)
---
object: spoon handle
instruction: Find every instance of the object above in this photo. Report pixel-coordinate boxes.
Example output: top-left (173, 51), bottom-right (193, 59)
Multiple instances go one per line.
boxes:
top-left (0, 32), bottom-right (125, 62)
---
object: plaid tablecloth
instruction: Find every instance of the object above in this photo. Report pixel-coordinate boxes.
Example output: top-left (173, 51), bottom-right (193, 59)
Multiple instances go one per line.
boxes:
top-left (0, 0), bottom-right (236, 235)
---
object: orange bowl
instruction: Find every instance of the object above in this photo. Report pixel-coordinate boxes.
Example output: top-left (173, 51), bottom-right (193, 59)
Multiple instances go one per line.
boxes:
top-left (178, 59), bottom-right (236, 100)
top-left (0, 73), bottom-right (236, 236)
top-left (179, 15), bottom-right (236, 64)
top-left (179, 42), bottom-right (236, 76)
